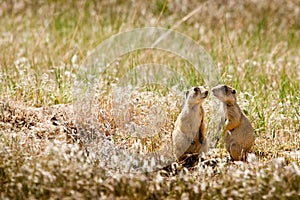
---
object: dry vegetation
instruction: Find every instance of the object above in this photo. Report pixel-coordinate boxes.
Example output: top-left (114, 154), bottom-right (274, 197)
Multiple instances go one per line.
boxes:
top-left (1, 0), bottom-right (300, 199)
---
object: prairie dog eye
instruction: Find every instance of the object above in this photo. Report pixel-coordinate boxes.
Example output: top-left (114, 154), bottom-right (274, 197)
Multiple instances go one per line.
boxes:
top-left (194, 87), bottom-right (200, 92)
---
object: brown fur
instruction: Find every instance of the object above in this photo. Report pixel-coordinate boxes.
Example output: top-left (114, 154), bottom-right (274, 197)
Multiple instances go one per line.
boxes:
top-left (212, 84), bottom-right (255, 161)
top-left (172, 86), bottom-right (208, 161)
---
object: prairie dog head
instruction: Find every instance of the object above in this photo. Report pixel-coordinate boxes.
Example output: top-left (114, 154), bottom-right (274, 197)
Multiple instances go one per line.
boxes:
top-left (185, 86), bottom-right (208, 105)
top-left (212, 84), bottom-right (237, 105)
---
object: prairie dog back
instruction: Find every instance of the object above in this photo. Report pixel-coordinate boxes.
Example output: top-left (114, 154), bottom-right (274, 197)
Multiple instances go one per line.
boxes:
top-left (172, 86), bottom-right (208, 161)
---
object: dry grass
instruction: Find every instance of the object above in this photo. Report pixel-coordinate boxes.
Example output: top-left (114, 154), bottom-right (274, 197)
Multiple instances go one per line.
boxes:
top-left (1, 0), bottom-right (300, 199)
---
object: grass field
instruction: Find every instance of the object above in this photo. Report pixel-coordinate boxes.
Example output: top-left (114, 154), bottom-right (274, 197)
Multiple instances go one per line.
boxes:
top-left (1, 0), bottom-right (300, 199)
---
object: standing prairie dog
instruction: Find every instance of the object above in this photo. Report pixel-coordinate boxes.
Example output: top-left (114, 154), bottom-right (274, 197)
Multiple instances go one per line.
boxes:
top-left (172, 86), bottom-right (208, 161)
top-left (212, 84), bottom-right (255, 161)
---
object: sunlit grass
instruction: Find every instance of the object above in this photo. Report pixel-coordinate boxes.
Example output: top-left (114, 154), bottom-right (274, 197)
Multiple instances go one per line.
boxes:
top-left (0, 0), bottom-right (300, 199)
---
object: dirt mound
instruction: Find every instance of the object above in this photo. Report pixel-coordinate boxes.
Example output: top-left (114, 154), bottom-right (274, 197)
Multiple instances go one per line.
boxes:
top-left (0, 100), bottom-right (78, 143)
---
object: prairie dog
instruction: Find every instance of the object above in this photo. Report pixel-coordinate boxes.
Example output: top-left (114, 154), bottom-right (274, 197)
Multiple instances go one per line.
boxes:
top-left (172, 86), bottom-right (208, 161)
top-left (212, 84), bottom-right (255, 161)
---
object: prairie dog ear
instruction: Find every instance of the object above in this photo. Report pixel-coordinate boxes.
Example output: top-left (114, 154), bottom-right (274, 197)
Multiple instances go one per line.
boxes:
top-left (185, 90), bottom-right (190, 99)
top-left (224, 85), bottom-right (228, 92)
top-left (232, 89), bottom-right (236, 94)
